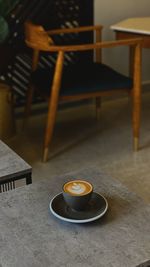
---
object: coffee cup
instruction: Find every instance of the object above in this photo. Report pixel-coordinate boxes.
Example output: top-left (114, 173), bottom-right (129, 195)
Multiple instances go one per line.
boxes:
top-left (62, 180), bottom-right (93, 211)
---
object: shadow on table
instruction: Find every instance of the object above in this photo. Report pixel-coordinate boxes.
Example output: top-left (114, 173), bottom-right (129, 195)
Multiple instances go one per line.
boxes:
top-left (136, 260), bottom-right (150, 267)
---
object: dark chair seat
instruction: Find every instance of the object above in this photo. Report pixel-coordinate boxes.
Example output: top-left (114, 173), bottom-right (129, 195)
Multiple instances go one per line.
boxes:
top-left (32, 62), bottom-right (133, 97)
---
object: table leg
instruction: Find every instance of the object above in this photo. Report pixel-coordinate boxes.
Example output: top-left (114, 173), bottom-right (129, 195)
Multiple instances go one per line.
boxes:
top-left (129, 46), bottom-right (135, 77)
top-left (26, 173), bottom-right (32, 185)
top-left (132, 43), bottom-right (142, 151)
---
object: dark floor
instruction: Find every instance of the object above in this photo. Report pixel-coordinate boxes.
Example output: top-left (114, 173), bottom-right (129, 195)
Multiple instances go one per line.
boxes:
top-left (7, 91), bottom-right (150, 203)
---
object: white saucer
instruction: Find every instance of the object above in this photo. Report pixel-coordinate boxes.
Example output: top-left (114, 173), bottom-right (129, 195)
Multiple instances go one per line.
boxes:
top-left (49, 192), bottom-right (108, 223)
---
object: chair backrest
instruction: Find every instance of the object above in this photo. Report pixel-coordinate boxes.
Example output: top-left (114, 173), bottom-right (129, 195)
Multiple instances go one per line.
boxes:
top-left (1, 0), bottom-right (94, 106)
top-left (24, 21), bottom-right (55, 71)
top-left (24, 21), bottom-right (54, 51)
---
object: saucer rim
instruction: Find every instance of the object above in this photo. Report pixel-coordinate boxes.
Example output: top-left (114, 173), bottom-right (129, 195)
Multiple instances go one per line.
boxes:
top-left (49, 192), bottom-right (108, 223)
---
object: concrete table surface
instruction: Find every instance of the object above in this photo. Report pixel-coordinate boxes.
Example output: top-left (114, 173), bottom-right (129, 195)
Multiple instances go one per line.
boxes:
top-left (0, 140), bottom-right (32, 183)
top-left (0, 168), bottom-right (149, 267)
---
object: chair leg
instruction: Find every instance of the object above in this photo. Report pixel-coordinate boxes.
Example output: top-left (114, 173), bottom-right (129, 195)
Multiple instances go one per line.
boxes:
top-left (132, 43), bottom-right (141, 151)
top-left (134, 137), bottom-right (139, 151)
top-left (23, 85), bottom-right (34, 128)
top-left (95, 97), bottom-right (101, 120)
top-left (43, 51), bottom-right (64, 162)
top-left (43, 102), bottom-right (58, 162)
top-left (133, 94), bottom-right (141, 151)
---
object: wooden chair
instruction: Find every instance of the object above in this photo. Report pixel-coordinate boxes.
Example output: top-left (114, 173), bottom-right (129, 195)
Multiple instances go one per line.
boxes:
top-left (24, 21), bottom-right (142, 162)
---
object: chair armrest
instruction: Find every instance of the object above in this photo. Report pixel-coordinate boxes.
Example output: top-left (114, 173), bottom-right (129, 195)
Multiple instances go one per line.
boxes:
top-left (46, 25), bottom-right (103, 35)
top-left (47, 38), bottom-right (142, 52)
top-left (26, 38), bottom-right (142, 52)
top-left (27, 37), bottom-right (142, 73)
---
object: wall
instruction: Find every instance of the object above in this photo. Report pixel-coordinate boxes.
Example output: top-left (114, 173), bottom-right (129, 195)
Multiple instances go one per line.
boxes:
top-left (94, 0), bottom-right (150, 83)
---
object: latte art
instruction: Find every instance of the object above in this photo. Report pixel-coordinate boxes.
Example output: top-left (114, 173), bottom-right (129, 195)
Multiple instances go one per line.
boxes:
top-left (68, 183), bottom-right (86, 194)
top-left (63, 180), bottom-right (92, 196)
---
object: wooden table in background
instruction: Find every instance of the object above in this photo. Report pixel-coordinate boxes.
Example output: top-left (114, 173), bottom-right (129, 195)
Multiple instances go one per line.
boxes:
top-left (111, 17), bottom-right (150, 48)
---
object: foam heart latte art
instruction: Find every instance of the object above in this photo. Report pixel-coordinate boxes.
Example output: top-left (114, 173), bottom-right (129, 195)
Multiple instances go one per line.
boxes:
top-left (63, 180), bottom-right (92, 196)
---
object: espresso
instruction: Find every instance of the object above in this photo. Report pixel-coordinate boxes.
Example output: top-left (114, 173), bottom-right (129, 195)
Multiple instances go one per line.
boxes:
top-left (63, 180), bottom-right (92, 196)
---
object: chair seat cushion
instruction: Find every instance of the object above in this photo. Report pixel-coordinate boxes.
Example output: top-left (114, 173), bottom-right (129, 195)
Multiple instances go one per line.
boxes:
top-left (31, 62), bottom-right (133, 96)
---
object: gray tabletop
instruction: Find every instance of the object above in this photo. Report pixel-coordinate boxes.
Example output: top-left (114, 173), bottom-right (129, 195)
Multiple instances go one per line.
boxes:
top-left (0, 168), bottom-right (149, 267)
top-left (0, 140), bottom-right (31, 181)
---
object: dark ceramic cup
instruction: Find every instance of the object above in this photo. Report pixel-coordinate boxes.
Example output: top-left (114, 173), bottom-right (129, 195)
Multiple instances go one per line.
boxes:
top-left (62, 180), bottom-right (93, 211)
